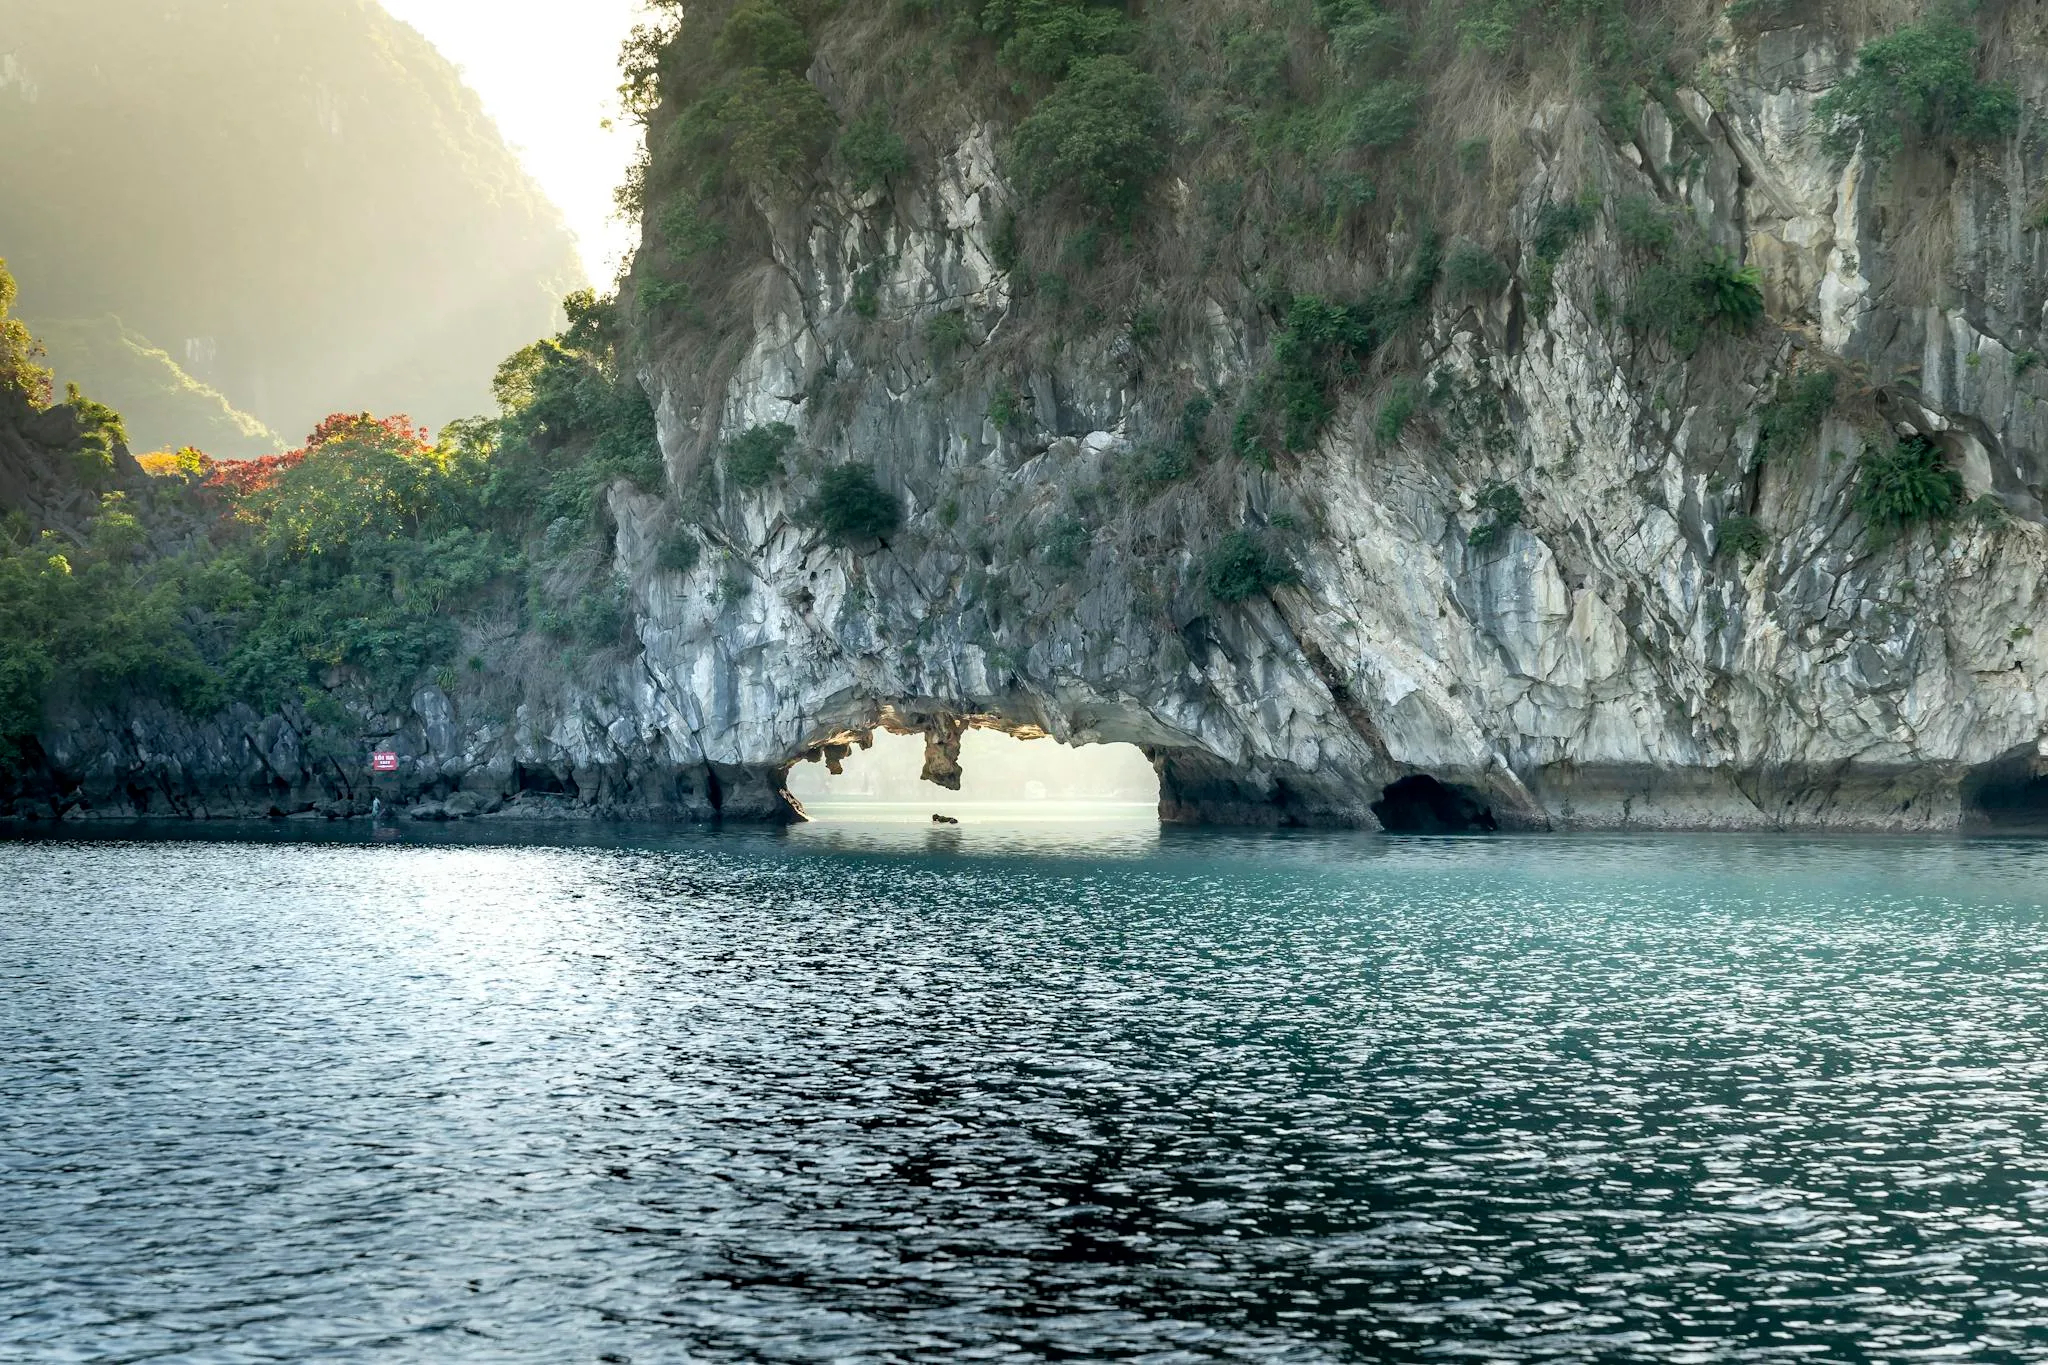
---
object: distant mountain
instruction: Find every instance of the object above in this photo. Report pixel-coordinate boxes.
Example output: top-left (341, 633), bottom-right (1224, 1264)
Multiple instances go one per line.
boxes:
top-left (32, 318), bottom-right (280, 460)
top-left (0, 0), bottom-right (583, 444)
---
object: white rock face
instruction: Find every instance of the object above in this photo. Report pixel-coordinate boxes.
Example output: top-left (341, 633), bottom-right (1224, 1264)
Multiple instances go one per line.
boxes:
top-left (43, 28), bottom-right (2045, 831)
top-left (499, 29), bottom-right (2048, 834)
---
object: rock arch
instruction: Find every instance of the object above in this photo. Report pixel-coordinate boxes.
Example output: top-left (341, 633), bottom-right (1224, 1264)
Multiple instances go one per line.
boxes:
top-left (779, 700), bottom-right (1533, 830)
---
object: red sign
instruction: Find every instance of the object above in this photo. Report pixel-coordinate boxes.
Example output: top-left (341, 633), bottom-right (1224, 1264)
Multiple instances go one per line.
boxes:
top-left (371, 751), bottom-right (399, 773)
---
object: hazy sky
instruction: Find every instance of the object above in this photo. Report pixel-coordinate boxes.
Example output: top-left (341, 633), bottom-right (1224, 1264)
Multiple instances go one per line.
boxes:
top-left (376, 0), bottom-right (653, 285)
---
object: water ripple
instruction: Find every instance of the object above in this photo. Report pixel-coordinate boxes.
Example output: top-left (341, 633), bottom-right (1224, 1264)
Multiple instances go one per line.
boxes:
top-left (3, 829), bottom-right (2048, 1361)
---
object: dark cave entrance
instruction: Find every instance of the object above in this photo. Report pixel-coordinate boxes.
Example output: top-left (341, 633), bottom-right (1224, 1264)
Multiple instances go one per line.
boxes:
top-left (513, 763), bottom-right (577, 799)
top-left (1961, 752), bottom-right (2048, 834)
top-left (1371, 775), bottom-right (1499, 834)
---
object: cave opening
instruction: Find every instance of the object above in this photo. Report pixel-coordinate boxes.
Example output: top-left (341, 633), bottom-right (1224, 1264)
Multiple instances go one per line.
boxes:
top-left (1371, 775), bottom-right (1499, 834)
top-left (787, 727), bottom-right (1159, 822)
top-left (1961, 752), bottom-right (2048, 834)
top-left (513, 763), bottom-right (576, 798)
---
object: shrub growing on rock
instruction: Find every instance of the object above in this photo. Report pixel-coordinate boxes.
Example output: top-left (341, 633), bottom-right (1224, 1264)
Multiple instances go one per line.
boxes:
top-left (1118, 440), bottom-right (1191, 494)
top-left (1445, 242), bottom-right (1510, 297)
top-left (713, 0), bottom-right (811, 73)
top-left (0, 258), bottom-right (52, 406)
top-left (1009, 55), bottom-right (1170, 223)
top-left (1344, 80), bottom-right (1423, 148)
top-left (850, 262), bottom-right (883, 319)
top-left (0, 499), bottom-right (220, 756)
top-left (1526, 195), bottom-right (1598, 317)
top-left (1374, 377), bottom-right (1420, 446)
top-left (1715, 514), bottom-right (1770, 563)
top-left (839, 111), bottom-right (910, 193)
top-left (1855, 436), bottom-right (1962, 532)
top-left (807, 463), bottom-right (900, 544)
top-left (1203, 530), bottom-right (1297, 603)
top-left (721, 70), bottom-right (837, 196)
top-left (487, 293), bottom-right (666, 528)
top-left (1324, 0), bottom-right (1410, 71)
top-left (658, 193), bottom-right (726, 262)
top-left (670, 67), bottom-right (834, 203)
top-left (1467, 482), bottom-right (1524, 552)
top-left (987, 387), bottom-right (1024, 429)
top-left (1614, 193), bottom-right (1676, 252)
top-left (1269, 295), bottom-right (1376, 453)
top-left (726, 422), bottom-right (796, 489)
top-left (1222, 27), bottom-right (1290, 102)
top-left (981, 0), bottom-right (1136, 78)
top-left (1815, 17), bottom-right (2018, 165)
top-left (927, 310), bottom-right (971, 362)
top-left (1045, 513), bottom-right (1090, 570)
top-left (1754, 370), bottom-right (1837, 463)
top-left (658, 527), bottom-right (702, 574)
top-left (63, 384), bottom-right (126, 479)
top-left (536, 577), bottom-right (629, 646)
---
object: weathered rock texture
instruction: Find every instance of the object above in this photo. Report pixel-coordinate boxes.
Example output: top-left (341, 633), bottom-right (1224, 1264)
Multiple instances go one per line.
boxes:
top-left (0, 387), bottom-right (145, 540)
top-left (15, 13), bottom-right (2048, 832)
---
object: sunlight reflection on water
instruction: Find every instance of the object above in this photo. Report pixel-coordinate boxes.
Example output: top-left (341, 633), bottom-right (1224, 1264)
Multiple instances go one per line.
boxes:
top-left (4, 827), bottom-right (2048, 1361)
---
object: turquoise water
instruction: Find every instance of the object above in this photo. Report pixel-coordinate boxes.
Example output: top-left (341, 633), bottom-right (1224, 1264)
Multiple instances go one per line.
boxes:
top-left (5, 826), bottom-right (2048, 1361)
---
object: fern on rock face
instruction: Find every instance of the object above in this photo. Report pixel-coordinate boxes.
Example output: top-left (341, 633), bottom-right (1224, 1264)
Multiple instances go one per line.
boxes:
top-left (1855, 437), bottom-right (1963, 534)
top-left (1625, 249), bottom-right (1764, 354)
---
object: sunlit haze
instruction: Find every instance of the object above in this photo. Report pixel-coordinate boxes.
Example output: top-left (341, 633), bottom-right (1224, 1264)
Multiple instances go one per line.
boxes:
top-left (376, 0), bottom-right (652, 285)
top-left (787, 729), bottom-right (1161, 820)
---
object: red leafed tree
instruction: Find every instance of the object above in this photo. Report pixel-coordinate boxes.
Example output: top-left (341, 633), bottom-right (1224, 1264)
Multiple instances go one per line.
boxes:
top-left (212, 412), bottom-right (450, 556)
top-left (202, 412), bottom-right (432, 497)
top-left (201, 447), bottom-right (306, 496)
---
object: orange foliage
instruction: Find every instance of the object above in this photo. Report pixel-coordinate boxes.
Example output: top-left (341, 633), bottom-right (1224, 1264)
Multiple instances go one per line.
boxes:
top-left (136, 447), bottom-right (209, 479)
top-left (302, 411), bottom-right (431, 451)
top-left (197, 412), bottom-right (432, 497)
top-left (202, 448), bottom-right (308, 496)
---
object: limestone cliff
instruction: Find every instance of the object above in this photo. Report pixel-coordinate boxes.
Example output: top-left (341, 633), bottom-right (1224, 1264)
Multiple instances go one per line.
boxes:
top-left (17, 4), bottom-right (2048, 833)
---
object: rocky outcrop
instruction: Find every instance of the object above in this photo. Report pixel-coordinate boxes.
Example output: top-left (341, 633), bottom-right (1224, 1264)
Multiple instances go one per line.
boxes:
top-left (604, 12), bottom-right (2048, 834)
top-left (15, 13), bottom-right (2048, 834)
top-left (0, 387), bottom-right (145, 539)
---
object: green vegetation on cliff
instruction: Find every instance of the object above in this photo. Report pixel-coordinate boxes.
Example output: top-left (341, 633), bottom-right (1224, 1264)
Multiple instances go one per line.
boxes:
top-left (0, 266), bottom-right (49, 408)
top-left (1813, 15), bottom-right (2018, 165)
top-left (607, 0), bottom-right (2002, 625)
top-left (1, 0), bottom-right (2020, 772)
top-left (0, 261), bottom-right (666, 763)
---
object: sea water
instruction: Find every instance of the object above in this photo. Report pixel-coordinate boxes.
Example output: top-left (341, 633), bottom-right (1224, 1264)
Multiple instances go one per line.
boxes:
top-left (5, 824), bottom-right (2048, 1361)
